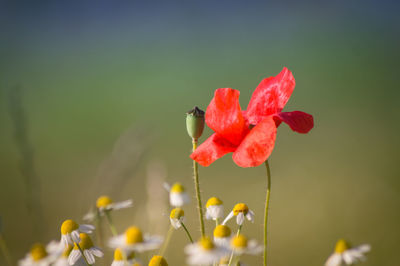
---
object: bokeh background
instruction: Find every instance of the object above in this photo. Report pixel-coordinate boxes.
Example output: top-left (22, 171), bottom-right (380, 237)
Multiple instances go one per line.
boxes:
top-left (1, 0), bottom-right (399, 265)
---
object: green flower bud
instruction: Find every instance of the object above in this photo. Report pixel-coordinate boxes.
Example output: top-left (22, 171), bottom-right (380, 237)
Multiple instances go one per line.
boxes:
top-left (186, 106), bottom-right (205, 140)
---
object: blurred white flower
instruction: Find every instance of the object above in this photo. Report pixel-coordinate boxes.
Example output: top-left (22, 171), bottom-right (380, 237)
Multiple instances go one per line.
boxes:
top-left (325, 239), bottom-right (371, 266)
top-left (164, 182), bottom-right (190, 207)
top-left (185, 237), bottom-right (228, 265)
top-left (83, 196), bottom-right (133, 222)
top-left (111, 248), bottom-right (139, 266)
top-left (229, 234), bottom-right (262, 256)
top-left (205, 197), bottom-right (224, 221)
top-left (213, 225), bottom-right (232, 248)
top-left (109, 226), bottom-right (163, 253)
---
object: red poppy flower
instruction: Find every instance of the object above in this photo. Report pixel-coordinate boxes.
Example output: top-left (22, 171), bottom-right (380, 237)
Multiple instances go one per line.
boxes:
top-left (190, 67), bottom-right (314, 167)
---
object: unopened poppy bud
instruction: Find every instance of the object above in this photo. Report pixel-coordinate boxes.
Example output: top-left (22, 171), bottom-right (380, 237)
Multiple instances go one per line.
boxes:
top-left (186, 106), bottom-right (205, 140)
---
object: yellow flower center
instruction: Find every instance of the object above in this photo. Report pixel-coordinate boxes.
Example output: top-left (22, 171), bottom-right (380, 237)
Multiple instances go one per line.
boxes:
top-left (73, 233), bottom-right (94, 250)
top-left (170, 208), bottom-right (185, 219)
top-left (62, 245), bottom-right (73, 258)
top-left (148, 255), bottom-right (168, 266)
top-left (231, 234), bottom-right (248, 249)
top-left (113, 248), bottom-right (135, 261)
top-left (125, 226), bottom-right (144, 244)
top-left (199, 237), bottom-right (215, 250)
top-left (30, 243), bottom-right (48, 261)
top-left (171, 183), bottom-right (185, 193)
top-left (96, 195), bottom-right (113, 208)
top-left (335, 239), bottom-right (350, 253)
top-left (233, 203), bottom-right (249, 216)
top-left (206, 197), bottom-right (223, 208)
top-left (61, 219), bottom-right (79, 235)
top-left (213, 225), bottom-right (231, 238)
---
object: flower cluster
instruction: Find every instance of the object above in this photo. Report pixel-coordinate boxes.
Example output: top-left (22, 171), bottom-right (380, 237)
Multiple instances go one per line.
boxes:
top-left (16, 67), bottom-right (370, 266)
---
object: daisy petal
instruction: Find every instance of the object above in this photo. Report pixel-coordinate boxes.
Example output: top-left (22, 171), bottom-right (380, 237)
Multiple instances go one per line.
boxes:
top-left (84, 250), bottom-right (95, 265)
top-left (79, 224), bottom-right (95, 233)
top-left (324, 253), bottom-right (342, 266)
top-left (205, 88), bottom-right (249, 146)
top-left (190, 133), bottom-right (237, 167)
top-left (246, 67), bottom-right (296, 124)
top-left (274, 111), bottom-right (314, 133)
top-left (232, 116), bottom-right (277, 167)
top-left (90, 247), bottom-right (104, 257)
top-left (68, 250), bottom-right (81, 265)
top-left (222, 211), bottom-right (234, 225)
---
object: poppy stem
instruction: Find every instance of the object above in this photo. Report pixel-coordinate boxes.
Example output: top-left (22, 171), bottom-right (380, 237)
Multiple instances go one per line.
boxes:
top-left (192, 138), bottom-right (206, 238)
top-left (263, 160), bottom-right (271, 266)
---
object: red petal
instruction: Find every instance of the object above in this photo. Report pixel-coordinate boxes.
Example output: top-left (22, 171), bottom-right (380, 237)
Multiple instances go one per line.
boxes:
top-left (274, 111), bottom-right (314, 133)
top-left (190, 133), bottom-right (237, 167)
top-left (245, 67), bottom-right (296, 124)
top-left (206, 88), bottom-right (249, 146)
top-left (232, 116), bottom-right (277, 167)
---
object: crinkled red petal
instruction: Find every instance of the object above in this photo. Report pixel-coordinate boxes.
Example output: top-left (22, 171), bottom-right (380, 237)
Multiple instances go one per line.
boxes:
top-left (206, 88), bottom-right (249, 146)
top-left (245, 67), bottom-right (295, 125)
top-left (190, 133), bottom-right (237, 167)
top-left (232, 116), bottom-right (277, 167)
top-left (274, 111), bottom-right (314, 133)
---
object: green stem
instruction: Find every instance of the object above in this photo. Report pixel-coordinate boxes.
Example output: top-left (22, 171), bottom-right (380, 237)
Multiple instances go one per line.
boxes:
top-left (181, 222), bottom-right (194, 243)
top-left (76, 243), bottom-right (91, 266)
top-left (215, 218), bottom-right (219, 227)
top-left (228, 226), bottom-right (242, 266)
top-left (263, 160), bottom-right (271, 266)
top-left (192, 138), bottom-right (206, 238)
top-left (236, 224), bottom-right (242, 236)
top-left (160, 225), bottom-right (174, 256)
top-left (95, 210), bottom-right (104, 248)
top-left (0, 234), bottom-right (12, 266)
top-left (105, 211), bottom-right (118, 236)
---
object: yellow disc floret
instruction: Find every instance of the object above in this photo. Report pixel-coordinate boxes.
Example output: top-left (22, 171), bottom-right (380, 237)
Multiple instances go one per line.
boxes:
top-left (335, 239), bottom-right (350, 253)
top-left (233, 203), bottom-right (249, 216)
top-left (30, 243), bottom-right (48, 261)
top-left (170, 208), bottom-right (185, 219)
top-left (125, 226), bottom-right (144, 244)
top-left (199, 237), bottom-right (215, 251)
top-left (74, 233), bottom-right (94, 250)
top-left (231, 234), bottom-right (248, 249)
top-left (96, 195), bottom-right (113, 208)
top-left (61, 219), bottom-right (79, 235)
top-left (148, 255), bottom-right (168, 266)
top-left (114, 248), bottom-right (124, 261)
top-left (171, 183), bottom-right (185, 193)
top-left (206, 197), bottom-right (223, 208)
top-left (62, 245), bottom-right (73, 258)
top-left (213, 225), bottom-right (231, 238)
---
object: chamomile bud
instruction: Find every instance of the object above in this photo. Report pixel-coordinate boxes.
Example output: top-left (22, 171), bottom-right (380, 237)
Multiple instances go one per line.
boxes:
top-left (222, 203), bottom-right (254, 226)
top-left (325, 239), bottom-right (371, 266)
top-left (165, 182), bottom-right (190, 207)
top-left (109, 226), bottom-right (163, 253)
top-left (149, 255), bottom-right (168, 266)
top-left (60, 219), bottom-right (94, 247)
top-left (186, 106), bottom-right (205, 140)
top-left (213, 225), bottom-right (232, 247)
top-left (205, 197), bottom-right (224, 221)
top-left (68, 233), bottom-right (103, 265)
top-left (170, 208), bottom-right (185, 229)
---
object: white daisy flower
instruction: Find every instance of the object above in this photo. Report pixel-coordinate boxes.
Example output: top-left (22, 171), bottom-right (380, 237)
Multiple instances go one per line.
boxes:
top-left (213, 225), bottom-right (232, 248)
top-left (60, 219), bottom-right (94, 247)
top-left (53, 244), bottom-right (73, 266)
top-left (68, 233), bottom-right (103, 266)
top-left (229, 234), bottom-right (262, 256)
top-left (185, 237), bottom-right (229, 266)
top-left (108, 226), bottom-right (163, 253)
top-left (205, 197), bottom-right (224, 221)
top-left (164, 182), bottom-right (190, 207)
top-left (218, 257), bottom-right (246, 266)
top-left (19, 241), bottom-right (63, 266)
top-left (111, 248), bottom-right (138, 266)
top-left (222, 203), bottom-right (254, 226)
top-left (148, 255), bottom-right (168, 266)
top-left (83, 196), bottom-right (133, 222)
top-left (170, 208), bottom-right (185, 229)
top-left (325, 239), bottom-right (371, 266)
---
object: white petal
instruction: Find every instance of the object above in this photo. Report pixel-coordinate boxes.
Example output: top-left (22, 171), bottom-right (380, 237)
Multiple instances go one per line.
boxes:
top-left (356, 244), bottom-right (371, 253)
top-left (68, 250), bottom-right (81, 265)
top-left (246, 210), bottom-right (255, 222)
top-left (111, 261), bottom-right (125, 266)
top-left (163, 182), bottom-right (171, 191)
top-left (324, 253), bottom-right (342, 266)
top-left (113, 200), bottom-right (133, 210)
top-left (89, 247), bottom-right (104, 257)
top-left (236, 213), bottom-right (245, 225)
top-left (84, 250), bottom-right (95, 265)
top-left (342, 252), bottom-right (354, 264)
top-left (83, 211), bottom-right (96, 222)
top-left (108, 234), bottom-right (126, 249)
top-left (79, 224), bottom-right (95, 233)
top-left (71, 231), bottom-right (80, 243)
top-left (222, 211), bottom-right (234, 225)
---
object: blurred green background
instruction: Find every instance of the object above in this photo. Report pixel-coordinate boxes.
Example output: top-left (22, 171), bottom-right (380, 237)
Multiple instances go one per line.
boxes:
top-left (0, 0), bottom-right (399, 265)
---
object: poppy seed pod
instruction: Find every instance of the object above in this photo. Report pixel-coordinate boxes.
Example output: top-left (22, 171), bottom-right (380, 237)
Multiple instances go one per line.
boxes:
top-left (186, 106), bottom-right (205, 140)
